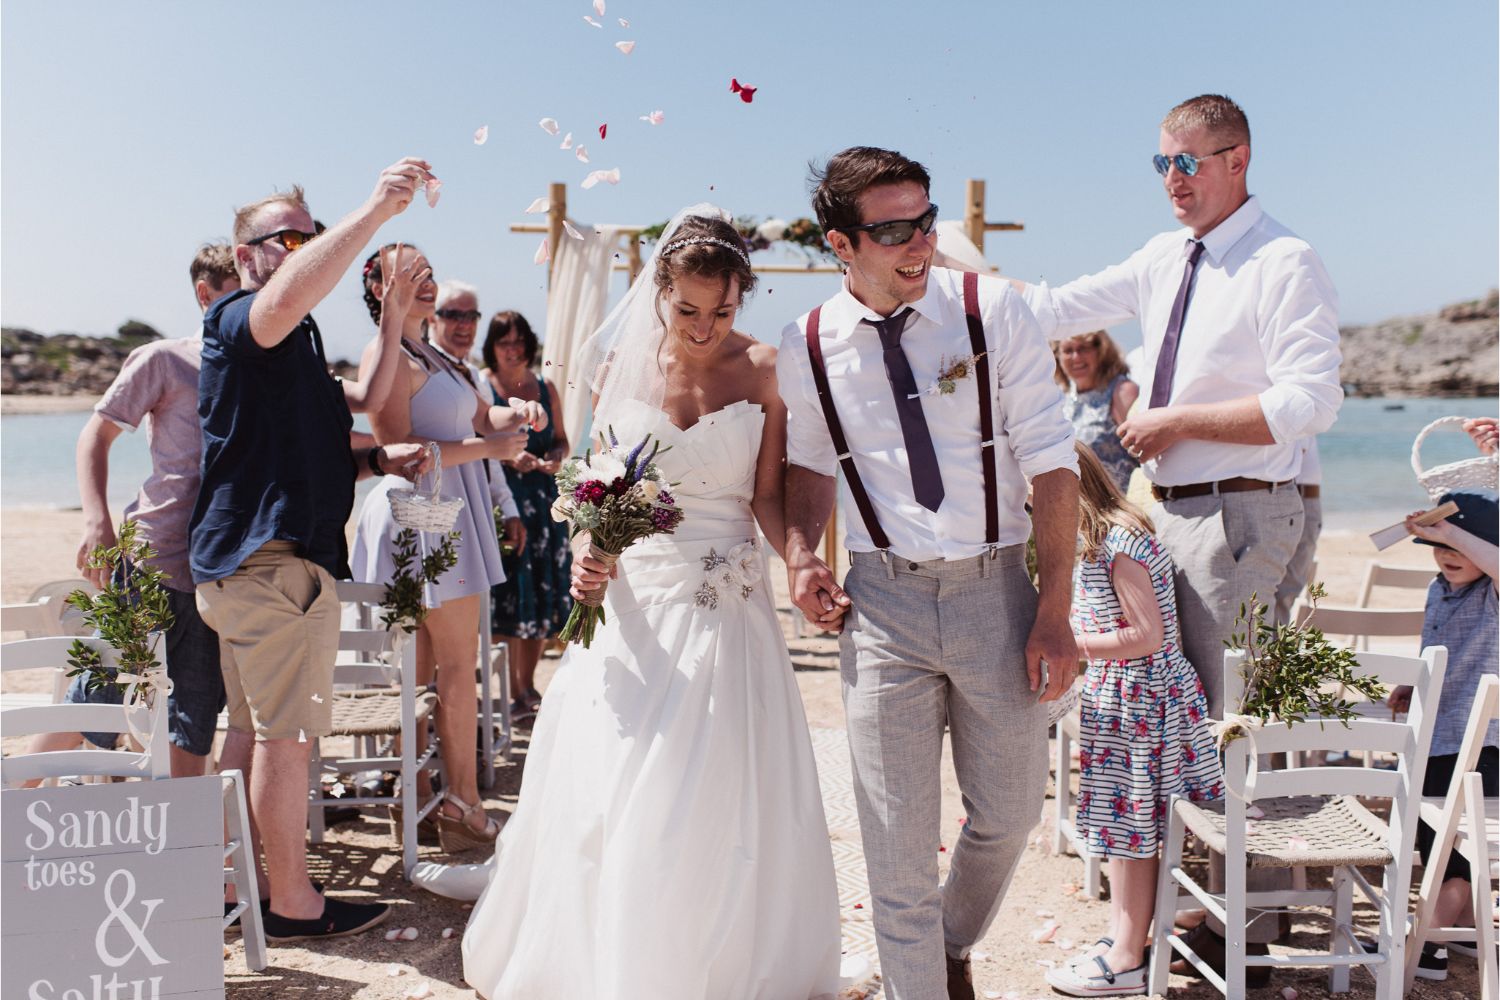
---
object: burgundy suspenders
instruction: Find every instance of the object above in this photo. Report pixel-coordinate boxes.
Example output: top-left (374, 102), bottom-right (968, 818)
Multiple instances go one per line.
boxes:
top-left (804, 270), bottom-right (1001, 558)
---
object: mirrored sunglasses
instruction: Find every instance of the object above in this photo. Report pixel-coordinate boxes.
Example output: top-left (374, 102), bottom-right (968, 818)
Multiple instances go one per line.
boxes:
top-left (246, 223), bottom-right (325, 252)
top-left (1152, 145), bottom-right (1237, 177)
top-left (842, 203), bottom-right (940, 247)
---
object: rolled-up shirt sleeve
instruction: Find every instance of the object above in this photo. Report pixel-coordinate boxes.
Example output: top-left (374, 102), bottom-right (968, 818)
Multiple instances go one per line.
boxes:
top-left (991, 288), bottom-right (1078, 480)
top-left (1256, 246), bottom-right (1343, 443)
top-left (1020, 240), bottom-right (1155, 342)
top-left (776, 318), bottom-right (838, 477)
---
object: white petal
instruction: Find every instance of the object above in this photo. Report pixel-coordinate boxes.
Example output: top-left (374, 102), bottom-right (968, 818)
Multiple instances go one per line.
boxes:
top-left (639, 109), bottom-right (664, 125)
top-left (424, 177), bottom-right (442, 208)
top-left (593, 0), bottom-right (605, 15)
top-left (403, 983), bottom-right (431, 1000)
top-left (473, 125), bottom-right (488, 145)
top-left (399, 926), bottom-right (419, 941)
top-left (385, 963), bottom-right (404, 976)
top-left (562, 219), bottom-right (584, 241)
top-left (384, 929), bottom-right (401, 942)
top-left (533, 238), bottom-right (550, 265)
top-left (560, 131), bottom-right (573, 149)
top-left (538, 117), bottom-right (560, 135)
top-left (575, 145), bottom-right (590, 163)
top-left (615, 40), bottom-right (635, 55)
top-left (1280, 989), bottom-right (1299, 1000)
top-left (298, 729), bottom-right (307, 743)
top-left (441, 927), bottom-right (455, 939)
top-left (328, 782), bottom-right (345, 798)
top-left (618, 17), bottom-right (629, 27)
top-left (524, 197), bottom-right (550, 214)
top-left (582, 15), bottom-right (602, 27)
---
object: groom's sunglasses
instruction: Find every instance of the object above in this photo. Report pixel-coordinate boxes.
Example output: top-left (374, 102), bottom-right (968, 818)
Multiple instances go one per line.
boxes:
top-left (840, 204), bottom-right (939, 247)
top-left (1152, 145), bottom-right (1238, 177)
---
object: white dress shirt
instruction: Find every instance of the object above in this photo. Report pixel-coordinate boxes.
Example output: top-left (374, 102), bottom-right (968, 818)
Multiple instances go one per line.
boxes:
top-left (1021, 196), bottom-right (1342, 487)
top-left (1295, 437), bottom-right (1322, 487)
top-left (778, 267), bottom-right (1077, 561)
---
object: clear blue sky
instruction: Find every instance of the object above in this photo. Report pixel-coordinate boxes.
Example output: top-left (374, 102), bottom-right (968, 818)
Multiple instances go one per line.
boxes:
top-left (3, 2), bottom-right (1496, 364)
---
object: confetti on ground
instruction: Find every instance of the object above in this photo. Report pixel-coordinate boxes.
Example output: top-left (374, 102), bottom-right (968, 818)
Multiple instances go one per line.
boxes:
top-left (441, 927), bottom-right (455, 939)
top-left (1034, 958), bottom-right (1056, 969)
top-left (581, 167), bottom-right (621, 189)
top-left (1035, 909), bottom-right (1054, 918)
top-left (730, 77), bottom-right (757, 103)
top-left (983, 992), bottom-right (1003, 999)
top-left (1061, 881), bottom-right (1081, 895)
top-left (1286, 836), bottom-right (1311, 850)
top-left (583, 15), bottom-right (603, 27)
top-left (971, 950), bottom-right (991, 962)
top-left (598, 123), bottom-right (607, 139)
top-left (473, 125), bottom-right (488, 145)
top-left (403, 983), bottom-right (431, 1000)
top-left (1031, 919), bottom-right (1060, 943)
top-left (533, 239), bottom-right (550, 265)
top-left (615, 40), bottom-right (635, 55)
top-left (399, 926), bottom-right (419, 941)
top-left (1280, 989), bottom-right (1298, 1000)
top-left (562, 220), bottom-right (584, 241)
top-left (386, 963), bottom-right (404, 976)
top-left (539, 117), bottom-right (560, 135)
top-left (938, 845), bottom-right (947, 853)
top-left (1246, 804), bottom-right (1265, 818)
top-left (524, 197), bottom-right (550, 214)
top-left (639, 110), bottom-right (664, 125)
top-left (575, 145), bottom-right (590, 163)
top-left (1057, 937), bottom-right (1074, 950)
top-left (423, 178), bottom-right (442, 208)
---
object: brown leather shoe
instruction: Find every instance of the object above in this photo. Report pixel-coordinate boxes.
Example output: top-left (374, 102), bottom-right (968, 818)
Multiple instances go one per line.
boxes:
top-left (1168, 923), bottom-right (1271, 988)
top-left (946, 954), bottom-right (975, 1000)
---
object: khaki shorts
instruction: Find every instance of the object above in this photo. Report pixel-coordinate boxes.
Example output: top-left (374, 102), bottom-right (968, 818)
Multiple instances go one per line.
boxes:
top-left (196, 541), bottom-right (338, 741)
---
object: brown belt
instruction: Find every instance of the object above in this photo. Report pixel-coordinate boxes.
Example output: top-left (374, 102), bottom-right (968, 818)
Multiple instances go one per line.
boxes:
top-left (1151, 477), bottom-right (1293, 502)
top-left (1299, 485), bottom-right (1321, 499)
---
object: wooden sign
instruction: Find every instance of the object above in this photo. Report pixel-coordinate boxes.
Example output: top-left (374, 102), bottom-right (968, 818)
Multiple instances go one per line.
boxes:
top-left (2, 775), bottom-right (224, 1000)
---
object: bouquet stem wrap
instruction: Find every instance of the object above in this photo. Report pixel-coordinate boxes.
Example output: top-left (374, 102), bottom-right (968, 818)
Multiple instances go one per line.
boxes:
top-left (558, 542), bottom-right (622, 647)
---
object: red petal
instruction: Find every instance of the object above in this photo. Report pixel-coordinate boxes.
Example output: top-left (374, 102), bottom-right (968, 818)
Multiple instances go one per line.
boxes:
top-left (598, 123), bottom-right (607, 139)
top-left (739, 86), bottom-right (756, 103)
top-left (730, 78), bottom-right (742, 92)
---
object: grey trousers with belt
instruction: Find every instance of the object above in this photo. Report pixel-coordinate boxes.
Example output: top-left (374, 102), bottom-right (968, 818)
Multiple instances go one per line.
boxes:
top-left (839, 545), bottom-right (1047, 1000)
top-left (1154, 486), bottom-right (1305, 943)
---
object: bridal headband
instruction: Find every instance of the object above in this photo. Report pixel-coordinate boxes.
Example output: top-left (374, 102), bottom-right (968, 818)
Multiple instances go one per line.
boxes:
top-left (660, 236), bottom-right (751, 267)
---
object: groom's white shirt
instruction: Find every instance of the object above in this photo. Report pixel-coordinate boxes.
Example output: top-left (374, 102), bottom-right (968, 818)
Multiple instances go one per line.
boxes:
top-left (778, 267), bottom-right (1077, 562)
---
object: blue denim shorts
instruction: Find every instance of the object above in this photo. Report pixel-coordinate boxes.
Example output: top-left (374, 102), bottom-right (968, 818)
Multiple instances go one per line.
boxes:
top-left (67, 587), bottom-right (225, 756)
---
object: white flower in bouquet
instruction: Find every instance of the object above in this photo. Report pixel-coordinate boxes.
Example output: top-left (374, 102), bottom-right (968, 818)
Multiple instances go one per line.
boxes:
top-left (584, 452), bottom-right (627, 484)
top-left (550, 497), bottom-right (572, 522)
top-left (755, 218), bottom-right (789, 242)
top-left (639, 480), bottom-right (661, 502)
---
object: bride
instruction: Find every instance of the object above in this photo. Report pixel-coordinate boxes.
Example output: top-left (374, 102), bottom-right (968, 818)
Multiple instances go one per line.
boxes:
top-left (459, 206), bottom-right (842, 999)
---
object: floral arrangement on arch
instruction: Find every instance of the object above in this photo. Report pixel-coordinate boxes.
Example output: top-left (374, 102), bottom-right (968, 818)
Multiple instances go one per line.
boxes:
top-left (637, 215), bottom-right (837, 264)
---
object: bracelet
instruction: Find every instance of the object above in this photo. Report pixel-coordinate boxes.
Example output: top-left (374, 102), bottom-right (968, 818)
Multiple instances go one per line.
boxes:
top-left (367, 447), bottom-right (386, 476)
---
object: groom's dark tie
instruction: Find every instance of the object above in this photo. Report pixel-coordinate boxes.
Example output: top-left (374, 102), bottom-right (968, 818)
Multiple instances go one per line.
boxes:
top-left (1148, 238), bottom-right (1205, 409)
top-left (869, 308), bottom-right (945, 512)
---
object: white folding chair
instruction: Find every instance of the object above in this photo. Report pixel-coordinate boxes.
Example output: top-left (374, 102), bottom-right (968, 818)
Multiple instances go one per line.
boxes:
top-left (3, 577), bottom-right (94, 703)
top-left (1357, 562), bottom-right (1439, 609)
top-left (1406, 674), bottom-right (1499, 998)
top-left (1050, 707), bottom-right (1103, 898)
top-left (1150, 644), bottom-right (1448, 1000)
top-left (306, 581), bottom-right (441, 879)
top-left (0, 636), bottom-right (267, 971)
top-left (478, 589), bottom-right (513, 790)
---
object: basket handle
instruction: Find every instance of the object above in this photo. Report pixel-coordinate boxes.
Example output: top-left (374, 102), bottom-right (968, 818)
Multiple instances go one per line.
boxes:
top-left (419, 441), bottom-right (443, 498)
top-left (1410, 416), bottom-right (1473, 478)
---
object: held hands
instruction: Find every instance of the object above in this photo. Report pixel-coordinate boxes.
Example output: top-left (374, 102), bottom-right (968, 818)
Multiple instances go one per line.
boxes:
top-left (1026, 608), bottom-right (1079, 702)
top-left (76, 520), bottom-right (118, 590)
top-left (369, 157), bottom-right (434, 222)
top-left (379, 243), bottom-right (431, 322)
top-left (570, 541), bottom-right (618, 601)
top-left (1116, 408), bottom-right (1182, 463)
top-left (786, 546), bottom-right (851, 634)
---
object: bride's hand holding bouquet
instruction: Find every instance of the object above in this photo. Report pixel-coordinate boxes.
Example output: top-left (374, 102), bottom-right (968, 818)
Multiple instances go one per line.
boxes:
top-left (553, 429), bottom-right (684, 647)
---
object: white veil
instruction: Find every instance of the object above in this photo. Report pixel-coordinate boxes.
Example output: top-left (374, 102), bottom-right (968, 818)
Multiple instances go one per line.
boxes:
top-left (585, 202), bottom-right (732, 438)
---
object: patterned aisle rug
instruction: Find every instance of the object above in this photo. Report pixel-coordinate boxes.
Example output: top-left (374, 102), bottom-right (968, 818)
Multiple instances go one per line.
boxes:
top-left (810, 726), bottom-right (884, 995)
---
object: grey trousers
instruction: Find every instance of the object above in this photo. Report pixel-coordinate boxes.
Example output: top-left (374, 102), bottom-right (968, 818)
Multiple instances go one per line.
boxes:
top-left (1155, 486), bottom-right (1304, 943)
top-left (1274, 495), bottom-right (1323, 624)
top-left (839, 546), bottom-right (1047, 1000)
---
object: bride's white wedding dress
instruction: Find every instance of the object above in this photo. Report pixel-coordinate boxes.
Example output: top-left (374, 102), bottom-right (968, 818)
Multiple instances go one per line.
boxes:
top-left (462, 399), bottom-right (842, 1000)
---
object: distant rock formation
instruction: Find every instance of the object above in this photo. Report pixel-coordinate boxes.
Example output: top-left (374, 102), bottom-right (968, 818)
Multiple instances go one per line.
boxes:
top-left (1339, 290), bottom-right (1498, 398)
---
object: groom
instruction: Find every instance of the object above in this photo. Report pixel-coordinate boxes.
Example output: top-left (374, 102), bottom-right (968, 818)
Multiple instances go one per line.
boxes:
top-left (779, 146), bottom-right (1080, 1000)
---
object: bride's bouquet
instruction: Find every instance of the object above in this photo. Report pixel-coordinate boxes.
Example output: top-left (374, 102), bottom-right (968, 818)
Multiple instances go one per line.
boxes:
top-left (552, 429), bottom-right (684, 647)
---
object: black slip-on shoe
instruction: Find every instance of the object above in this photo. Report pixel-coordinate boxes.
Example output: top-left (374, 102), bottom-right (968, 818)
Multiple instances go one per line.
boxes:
top-left (263, 895), bottom-right (389, 943)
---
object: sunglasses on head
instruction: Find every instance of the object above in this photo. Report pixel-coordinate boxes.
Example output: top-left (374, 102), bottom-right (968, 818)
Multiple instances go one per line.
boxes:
top-left (436, 308), bottom-right (482, 322)
top-left (246, 222), bottom-right (325, 252)
top-left (1152, 145), bottom-right (1238, 177)
top-left (841, 203), bottom-right (939, 246)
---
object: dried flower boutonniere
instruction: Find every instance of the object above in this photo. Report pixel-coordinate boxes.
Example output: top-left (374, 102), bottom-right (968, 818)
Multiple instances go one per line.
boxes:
top-left (909, 352), bottom-right (986, 399)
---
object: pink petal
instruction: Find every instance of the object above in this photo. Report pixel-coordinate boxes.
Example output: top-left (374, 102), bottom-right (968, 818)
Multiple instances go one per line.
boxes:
top-left (582, 15), bottom-right (603, 28)
top-left (473, 125), bottom-right (488, 145)
top-left (575, 145), bottom-right (590, 163)
top-left (615, 40), bottom-right (635, 55)
top-left (533, 238), bottom-right (550, 265)
top-left (560, 132), bottom-right (573, 149)
top-left (524, 197), bottom-right (550, 214)
top-left (539, 117), bottom-right (560, 135)
top-left (618, 17), bottom-right (629, 27)
top-left (1286, 836), bottom-right (1311, 851)
top-left (562, 219), bottom-right (584, 241)
top-left (1281, 989), bottom-right (1299, 1000)
top-left (384, 930), bottom-right (401, 942)
top-left (639, 110), bottom-right (665, 125)
top-left (399, 926), bottom-right (419, 941)
top-left (592, 0), bottom-right (605, 15)
top-left (580, 167), bottom-right (622, 189)
top-left (424, 177), bottom-right (442, 208)
top-left (1030, 920), bottom-right (1060, 943)
top-left (598, 123), bottom-right (607, 139)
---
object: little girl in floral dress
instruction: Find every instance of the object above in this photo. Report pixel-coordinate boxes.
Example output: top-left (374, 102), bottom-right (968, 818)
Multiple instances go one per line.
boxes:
top-left (1046, 445), bottom-right (1223, 998)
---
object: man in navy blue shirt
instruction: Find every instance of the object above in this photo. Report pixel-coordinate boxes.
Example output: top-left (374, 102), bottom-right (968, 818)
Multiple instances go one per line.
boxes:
top-left (192, 158), bottom-right (435, 942)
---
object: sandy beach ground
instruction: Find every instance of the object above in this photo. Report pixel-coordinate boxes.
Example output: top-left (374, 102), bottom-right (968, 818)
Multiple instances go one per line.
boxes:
top-left (1, 507), bottom-right (1476, 999)
top-left (0, 393), bottom-right (100, 414)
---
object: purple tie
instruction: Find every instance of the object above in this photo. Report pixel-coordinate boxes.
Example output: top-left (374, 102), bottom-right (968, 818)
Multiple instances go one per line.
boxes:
top-left (869, 308), bottom-right (945, 512)
top-left (1148, 238), bottom-right (1205, 409)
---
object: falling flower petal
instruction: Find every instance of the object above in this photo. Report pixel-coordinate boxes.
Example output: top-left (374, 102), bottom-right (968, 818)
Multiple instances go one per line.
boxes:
top-left (730, 77), bottom-right (757, 103)
top-left (639, 109), bottom-right (665, 125)
top-left (560, 132), bottom-right (573, 149)
top-left (424, 177), bottom-right (442, 208)
top-left (615, 40), bottom-right (635, 55)
top-left (618, 17), bottom-right (629, 26)
top-left (581, 167), bottom-right (621, 189)
top-left (524, 197), bottom-right (550, 214)
top-left (328, 783), bottom-right (345, 798)
top-left (403, 983), bottom-right (431, 1000)
top-left (583, 15), bottom-right (603, 27)
top-left (575, 145), bottom-right (590, 163)
top-left (593, 0), bottom-right (605, 14)
top-left (598, 123), bottom-right (607, 139)
top-left (562, 219), bottom-right (584, 241)
top-left (533, 239), bottom-right (550, 265)
top-left (441, 927), bottom-right (455, 939)
top-left (473, 125), bottom-right (488, 145)
top-left (539, 117), bottom-right (560, 135)
top-left (399, 927), bottom-right (419, 941)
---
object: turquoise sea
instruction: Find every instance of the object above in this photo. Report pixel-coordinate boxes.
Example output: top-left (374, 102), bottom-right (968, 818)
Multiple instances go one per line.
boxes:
top-left (2, 398), bottom-right (1495, 532)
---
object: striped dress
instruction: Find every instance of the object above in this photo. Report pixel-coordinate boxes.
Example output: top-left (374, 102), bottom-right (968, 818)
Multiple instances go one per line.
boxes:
top-left (1071, 525), bottom-right (1223, 858)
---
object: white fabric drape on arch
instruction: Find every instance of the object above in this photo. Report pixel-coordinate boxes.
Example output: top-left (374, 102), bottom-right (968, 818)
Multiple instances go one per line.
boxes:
top-left (540, 224), bottom-right (623, 452)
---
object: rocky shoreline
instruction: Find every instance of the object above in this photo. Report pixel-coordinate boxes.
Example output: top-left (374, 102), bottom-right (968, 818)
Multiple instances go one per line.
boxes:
top-left (3, 291), bottom-right (1497, 400)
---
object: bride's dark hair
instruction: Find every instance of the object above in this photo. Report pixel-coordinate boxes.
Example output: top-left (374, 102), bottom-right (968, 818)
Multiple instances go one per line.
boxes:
top-left (651, 216), bottom-right (757, 323)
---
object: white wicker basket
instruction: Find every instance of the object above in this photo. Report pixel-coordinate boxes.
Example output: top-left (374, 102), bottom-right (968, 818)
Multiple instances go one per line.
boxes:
top-left (1411, 415), bottom-right (1499, 501)
top-left (388, 442), bottom-right (465, 532)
